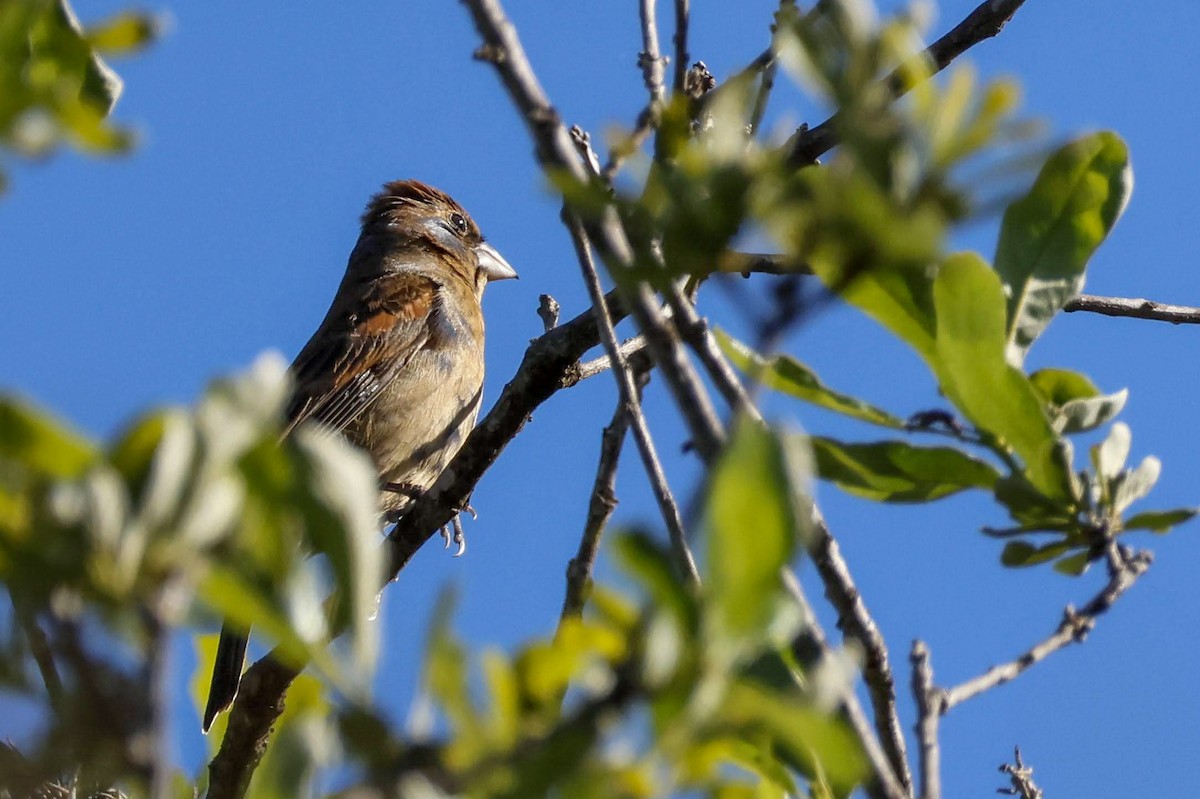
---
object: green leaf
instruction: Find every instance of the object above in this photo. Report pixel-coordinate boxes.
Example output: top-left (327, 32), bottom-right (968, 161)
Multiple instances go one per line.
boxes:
top-left (613, 531), bottom-right (698, 630)
top-left (932, 253), bottom-right (1073, 502)
top-left (1113, 455), bottom-right (1161, 513)
top-left (1123, 508), bottom-right (1198, 534)
top-left (810, 437), bottom-right (1000, 502)
top-left (1029, 368), bottom-right (1100, 405)
top-left (1093, 422), bottom-right (1130, 482)
top-left (1029, 367), bottom-right (1128, 433)
top-left (716, 331), bottom-right (905, 429)
top-left (1052, 550), bottom-right (1092, 576)
top-left (720, 680), bottom-right (869, 796)
top-left (992, 475), bottom-right (1074, 527)
top-left (85, 11), bottom-right (159, 54)
top-left (818, 260), bottom-right (938, 361)
top-left (1055, 390), bottom-right (1127, 434)
top-left (997, 132), bottom-right (1132, 365)
top-left (1000, 539), bottom-right (1070, 568)
top-left (704, 421), bottom-right (799, 643)
top-left (0, 397), bottom-right (97, 478)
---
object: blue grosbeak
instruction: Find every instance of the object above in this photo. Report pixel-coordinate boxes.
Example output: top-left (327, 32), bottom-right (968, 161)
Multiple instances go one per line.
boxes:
top-left (203, 180), bottom-right (517, 731)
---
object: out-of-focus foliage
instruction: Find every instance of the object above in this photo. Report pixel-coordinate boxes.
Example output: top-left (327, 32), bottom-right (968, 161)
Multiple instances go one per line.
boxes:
top-left (0, 0), bottom-right (158, 192)
top-left (0, 355), bottom-right (381, 795)
top-left (338, 421), bottom-right (867, 799)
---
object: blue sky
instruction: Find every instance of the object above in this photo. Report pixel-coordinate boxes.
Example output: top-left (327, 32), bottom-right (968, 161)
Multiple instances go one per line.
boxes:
top-left (4, 1), bottom-right (1200, 795)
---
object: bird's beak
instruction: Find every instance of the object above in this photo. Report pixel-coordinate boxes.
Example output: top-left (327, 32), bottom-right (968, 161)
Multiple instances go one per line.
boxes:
top-left (476, 242), bottom-right (519, 282)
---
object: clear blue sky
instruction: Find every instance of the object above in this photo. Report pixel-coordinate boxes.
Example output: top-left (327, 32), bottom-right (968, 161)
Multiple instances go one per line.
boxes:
top-left (4, 1), bottom-right (1199, 795)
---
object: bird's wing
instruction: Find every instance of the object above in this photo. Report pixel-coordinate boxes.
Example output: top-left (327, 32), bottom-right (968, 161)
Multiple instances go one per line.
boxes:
top-left (284, 271), bottom-right (440, 436)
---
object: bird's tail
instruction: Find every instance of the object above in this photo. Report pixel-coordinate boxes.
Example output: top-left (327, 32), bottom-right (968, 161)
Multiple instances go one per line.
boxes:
top-left (203, 625), bottom-right (248, 733)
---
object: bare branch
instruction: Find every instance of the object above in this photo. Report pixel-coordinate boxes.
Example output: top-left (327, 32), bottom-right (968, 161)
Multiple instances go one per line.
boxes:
top-left (788, 0), bottom-right (1030, 165)
top-left (578, 335), bottom-right (648, 380)
top-left (998, 747), bottom-right (1044, 799)
top-left (666, 287), bottom-right (761, 420)
top-left (942, 544), bottom-right (1152, 710)
top-left (672, 0), bottom-right (690, 93)
top-left (807, 509), bottom-right (913, 794)
top-left (910, 640), bottom-right (943, 799)
top-left (781, 571), bottom-right (909, 799)
top-left (537, 293), bottom-right (561, 332)
top-left (637, 0), bottom-right (667, 103)
top-left (560, 363), bottom-right (645, 622)
top-left (564, 212), bottom-right (700, 586)
top-left (1064, 293), bottom-right (1200, 324)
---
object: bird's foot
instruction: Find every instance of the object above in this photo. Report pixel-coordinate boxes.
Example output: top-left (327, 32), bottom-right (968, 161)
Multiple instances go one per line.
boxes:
top-left (440, 503), bottom-right (476, 557)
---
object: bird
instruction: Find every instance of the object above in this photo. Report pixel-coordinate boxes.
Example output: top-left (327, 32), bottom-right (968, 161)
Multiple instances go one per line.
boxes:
top-left (202, 179), bottom-right (517, 732)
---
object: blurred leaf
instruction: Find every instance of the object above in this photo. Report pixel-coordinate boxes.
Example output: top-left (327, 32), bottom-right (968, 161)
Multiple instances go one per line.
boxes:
top-left (801, 224), bottom-right (940, 357)
top-left (0, 0), bottom-right (156, 191)
top-left (992, 475), bottom-right (1074, 528)
top-left (932, 252), bottom-right (1073, 502)
top-left (1123, 508), bottom-right (1198, 534)
top-left (1055, 390), bottom-right (1127, 435)
top-left (716, 331), bottom-right (904, 429)
top-left (0, 397), bottom-right (97, 478)
top-left (1052, 550), bottom-right (1092, 576)
top-left (1029, 367), bottom-right (1127, 434)
top-left (719, 680), bottom-right (868, 797)
top-left (1092, 422), bottom-right (1130, 482)
top-left (1000, 539), bottom-right (1070, 568)
top-left (705, 421), bottom-right (799, 644)
top-left (613, 531), bottom-right (698, 630)
top-left (85, 11), bottom-right (158, 54)
top-left (997, 132), bottom-right (1132, 365)
top-left (810, 436), bottom-right (1000, 502)
top-left (1029, 368), bottom-right (1100, 405)
top-left (1112, 455), bottom-right (1161, 513)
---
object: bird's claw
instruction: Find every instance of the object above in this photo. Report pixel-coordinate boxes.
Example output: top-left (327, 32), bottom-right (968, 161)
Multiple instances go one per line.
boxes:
top-left (440, 516), bottom-right (467, 557)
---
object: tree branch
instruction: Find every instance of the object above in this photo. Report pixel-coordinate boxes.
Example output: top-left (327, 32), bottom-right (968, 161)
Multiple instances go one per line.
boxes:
top-left (910, 640), bottom-right (943, 799)
top-left (788, 0), bottom-right (1030, 165)
top-left (563, 212), bottom-right (699, 585)
top-left (781, 570), bottom-right (909, 799)
top-left (560, 361), bottom-right (645, 623)
top-left (1064, 293), bottom-right (1200, 324)
top-left (806, 508), bottom-right (914, 796)
top-left (941, 544), bottom-right (1152, 710)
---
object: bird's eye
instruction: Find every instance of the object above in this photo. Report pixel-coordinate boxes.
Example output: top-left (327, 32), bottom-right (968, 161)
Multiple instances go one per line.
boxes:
top-left (450, 212), bottom-right (468, 234)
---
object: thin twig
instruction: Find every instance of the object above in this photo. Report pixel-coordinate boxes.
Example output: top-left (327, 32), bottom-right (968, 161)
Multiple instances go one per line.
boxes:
top-left (11, 596), bottom-right (63, 709)
top-left (716, 251), bottom-right (1200, 327)
top-left (806, 509), bottom-right (913, 794)
top-left (672, 0), bottom-right (690, 93)
top-left (788, 0), bottom-right (1030, 165)
top-left (578, 335), bottom-right (648, 381)
top-left (143, 604), bottom-right (170, 799)
top-left (942, 544), bottom-right (1152, 709)
top-left (780, 571), bottom-right (908, 799)
top-left (564, 211), bottom-right (700, 586)
top-left (537, 293), bottom-right (561, 332)
top-left (637, 0), bottom-right (667, 103)
top-left (1064, 293), bottom-right (1200, 324)
top-left (910, 640), bottom-right (943, 799)
top-left (998, 746), bottom-right (1044, 799)
top-left (560, 361), bottom-right (648, 622)
top-left (665, 286), bottom-right (761, 420)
